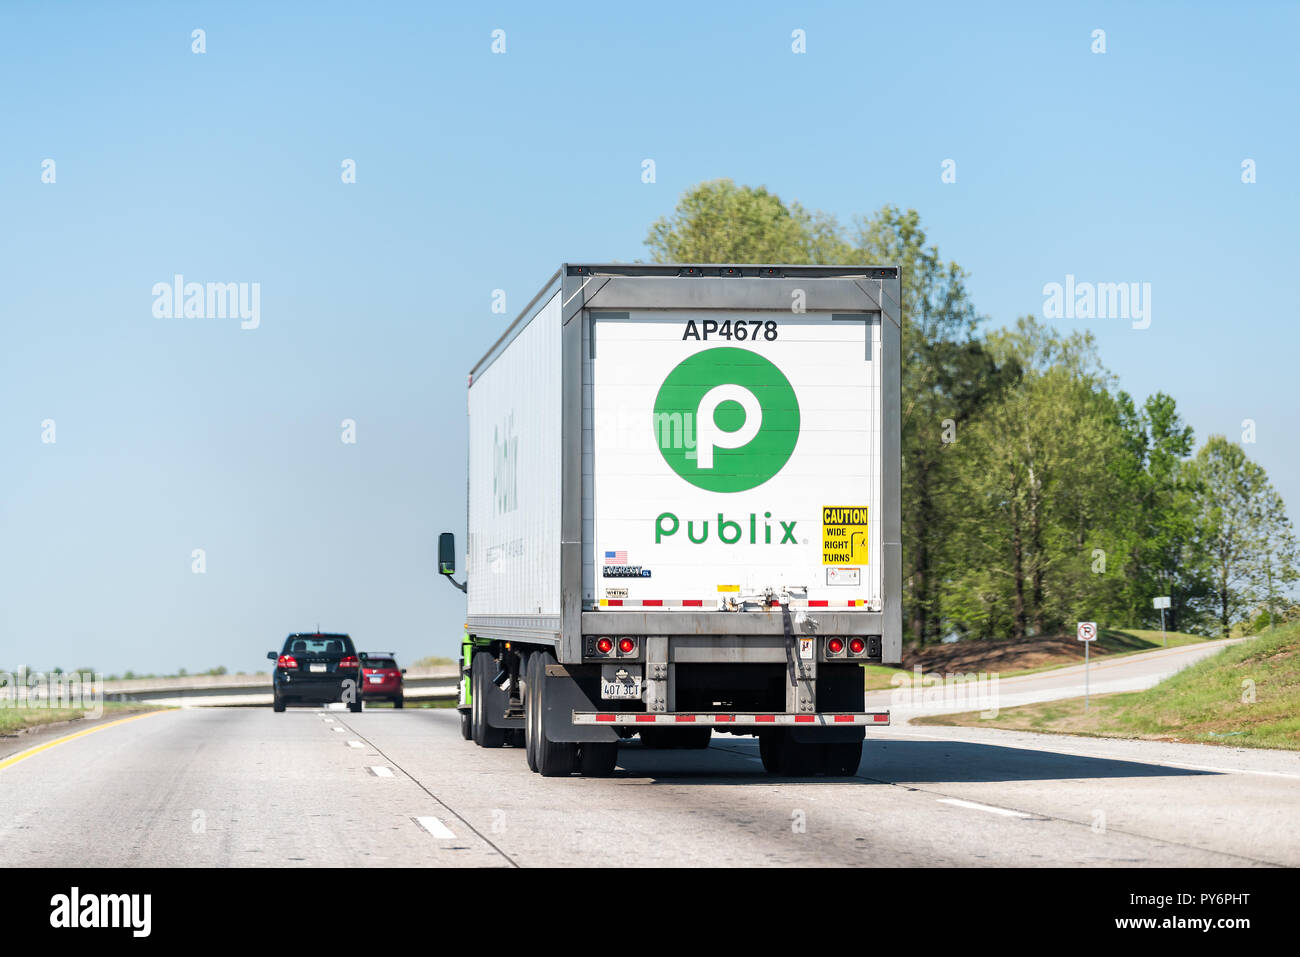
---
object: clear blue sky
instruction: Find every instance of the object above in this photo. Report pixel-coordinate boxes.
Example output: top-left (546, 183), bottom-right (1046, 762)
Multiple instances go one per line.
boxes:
top-left (2, 1), bottom-right (1296, 673)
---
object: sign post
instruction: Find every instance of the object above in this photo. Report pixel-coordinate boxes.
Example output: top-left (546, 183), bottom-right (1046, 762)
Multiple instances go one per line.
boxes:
top-left (1153, 596), bottom-right (1171, 646)
top-left (1077, 621), bottom-right (1097, 711)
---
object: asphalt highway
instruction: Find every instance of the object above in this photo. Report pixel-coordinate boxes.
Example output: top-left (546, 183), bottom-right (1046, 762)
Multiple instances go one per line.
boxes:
top-left (1, 690), bottom-right (1294, 867)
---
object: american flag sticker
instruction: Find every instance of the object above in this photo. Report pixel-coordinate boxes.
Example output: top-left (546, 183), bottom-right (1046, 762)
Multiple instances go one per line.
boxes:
top-left (604, 550), bottom-right (628, 565)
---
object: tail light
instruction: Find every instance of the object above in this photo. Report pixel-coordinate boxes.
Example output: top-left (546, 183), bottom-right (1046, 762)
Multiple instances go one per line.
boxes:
top-left (277, 655), bottom-right (298, 669)
top-left (848, 638), bottom-right (866, 655)
top-left (596, 638), bottom-right (613, 654)
top-left (338, 655), bottom-right (360, 670)
top-left (618, 638), bottom-right (636, 655)
top-left (826, 638), bottom-right (845, 656)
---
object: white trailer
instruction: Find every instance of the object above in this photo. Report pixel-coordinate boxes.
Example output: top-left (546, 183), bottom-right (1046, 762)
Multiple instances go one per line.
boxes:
top-left (440, 263), bottom-right (901, 776)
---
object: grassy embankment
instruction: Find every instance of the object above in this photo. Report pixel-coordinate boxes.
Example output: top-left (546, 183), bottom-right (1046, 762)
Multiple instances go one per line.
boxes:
top-left (862, 627), bottom-right (1214, 690)
top-left (913, 623), bottom-right (1300, 750)
top-left (0, 701), bottom-right (169, 735)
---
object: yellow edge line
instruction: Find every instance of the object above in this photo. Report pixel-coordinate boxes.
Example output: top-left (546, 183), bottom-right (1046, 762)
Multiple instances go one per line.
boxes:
top-left (0, 710), bottom-right (170, 772)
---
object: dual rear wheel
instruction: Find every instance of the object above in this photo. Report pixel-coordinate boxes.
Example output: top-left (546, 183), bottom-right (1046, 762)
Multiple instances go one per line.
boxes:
top-left (758, 730), bottom-right (862, 777)
top-left (522, 652), bottom-right (618, 777)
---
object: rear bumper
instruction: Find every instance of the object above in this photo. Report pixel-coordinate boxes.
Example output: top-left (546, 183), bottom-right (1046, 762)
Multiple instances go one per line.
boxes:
top-left (275, 676), bottom-right (355, 700)
top-left (572, 711), bottom-right (890, 727)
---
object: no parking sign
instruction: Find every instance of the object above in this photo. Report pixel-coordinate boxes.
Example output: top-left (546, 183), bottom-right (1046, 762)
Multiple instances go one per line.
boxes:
top-left (1077, 621), bottom-right (1098, 710)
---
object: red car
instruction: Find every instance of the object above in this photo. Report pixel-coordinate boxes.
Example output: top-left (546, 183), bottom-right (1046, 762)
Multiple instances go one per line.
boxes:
top-left (359, 652), bottom-right (406, 707)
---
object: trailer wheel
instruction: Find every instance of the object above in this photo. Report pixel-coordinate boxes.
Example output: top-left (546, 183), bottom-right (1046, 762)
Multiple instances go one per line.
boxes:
top-left (471, 651), bottom-right (506, 748)
top-left (819, 741), bottom-right (863, 776)
top-left (459, 708), bottom-right (472, 740)
top-left (579, 742), bottom-right (618, 777)
top-left (758, 730), bottom-right (819, 776)
top-left (530, 651), bottom-right (578, 777)
top-left (524, 655), bottom-right (540, 772)
top-left (681, 729), bottom-right (711, 749)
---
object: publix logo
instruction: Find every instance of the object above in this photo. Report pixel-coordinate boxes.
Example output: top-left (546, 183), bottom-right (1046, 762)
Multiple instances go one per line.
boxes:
top-left (651, 347), bottom-right (799, 492)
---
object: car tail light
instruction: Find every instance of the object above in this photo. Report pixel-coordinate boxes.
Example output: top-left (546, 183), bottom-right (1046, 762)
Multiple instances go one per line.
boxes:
top-left (338, 655), bottom-right (360, 669)
top-left (848, 638), bottom-right (866, 655)
top-left (277, 655), bottom-right (298, 669)
top-left (618, 638), bottom-right (636, 654)
top-left (826, 638), bottom-right (845, 656)
top-left (596, 638), bottom-right (613, 654)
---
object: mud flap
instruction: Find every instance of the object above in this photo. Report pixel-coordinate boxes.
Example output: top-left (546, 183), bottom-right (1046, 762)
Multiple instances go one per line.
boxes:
top-left (541, 664), bottom-right (619, 744)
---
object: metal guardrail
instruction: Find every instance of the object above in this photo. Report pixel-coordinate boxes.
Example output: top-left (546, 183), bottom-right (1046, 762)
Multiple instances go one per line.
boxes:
top-left (99, 666), bottom-right (461, 708)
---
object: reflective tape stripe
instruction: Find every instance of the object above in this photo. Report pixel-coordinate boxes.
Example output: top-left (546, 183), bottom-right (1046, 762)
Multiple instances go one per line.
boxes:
top-left (571, 712), bottom-right (889, 727)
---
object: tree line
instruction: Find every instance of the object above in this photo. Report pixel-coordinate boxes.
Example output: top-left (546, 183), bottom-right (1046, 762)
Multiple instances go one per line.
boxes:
top-left (645, 179), bottom-right (1299, 642)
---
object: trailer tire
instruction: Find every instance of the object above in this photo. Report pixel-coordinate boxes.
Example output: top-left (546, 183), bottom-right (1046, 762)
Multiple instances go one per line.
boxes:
top-left (820, 741), bottom-right (863, 777)
top-left (579, 742), bottom-right (618, 777)
top-left (781, 739), bottom-right (819, 776)
top-left (682, 728), bottom-right (711, 749)
top-left (531, 651), bottom-right (578, 777)
top-left (472, 651), bottom-right (506, 748)
top-left (758, 730), bottom-right (819, 776)
top-left (758, 732), bottom-right (783, 773)
top-left (459, 708), bottom-right (472, 740)
top-left (524, 654), bottom-right (540, 772)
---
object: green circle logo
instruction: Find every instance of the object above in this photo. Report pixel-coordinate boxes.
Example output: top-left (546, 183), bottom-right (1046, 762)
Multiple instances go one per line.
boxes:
top-left (652, 347), bottom-right (800, 492)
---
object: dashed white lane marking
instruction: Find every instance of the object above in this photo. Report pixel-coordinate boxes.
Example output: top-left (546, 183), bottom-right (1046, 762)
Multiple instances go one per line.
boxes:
top-left (323, 718), bottom-right (335, 723)
top-left (414, 815), bottom-right (455, 838)
top-left (347, 741), bottom-right (364, 748)
top-left (937, 798), bottom-right (1033, 819)
top-left (332, 727), bottom-right (345, 733)
top-left (368, 766), bottom-right (394, 777)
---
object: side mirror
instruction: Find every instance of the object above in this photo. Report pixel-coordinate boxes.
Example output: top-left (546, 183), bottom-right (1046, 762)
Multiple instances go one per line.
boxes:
top-left (438, 532), bottom-right (456, 576)
top-left (266, 651), bottom-right (277, 660)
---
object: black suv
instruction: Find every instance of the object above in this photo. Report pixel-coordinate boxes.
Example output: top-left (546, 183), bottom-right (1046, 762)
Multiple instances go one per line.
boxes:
top-left (269, 633), bottom-right (363, 712)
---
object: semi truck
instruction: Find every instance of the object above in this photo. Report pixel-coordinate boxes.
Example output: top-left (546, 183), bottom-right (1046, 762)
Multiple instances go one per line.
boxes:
top-left (439, 263), bottom-right (901, 777)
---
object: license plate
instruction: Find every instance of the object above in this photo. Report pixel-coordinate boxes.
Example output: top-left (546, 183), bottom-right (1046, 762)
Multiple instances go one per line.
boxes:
top-left (601, 676), bottom-right (642, 700)
top-left (309, 663), bottom-right (327, 673)
top-left (368, 675), bottom-right (384, 684)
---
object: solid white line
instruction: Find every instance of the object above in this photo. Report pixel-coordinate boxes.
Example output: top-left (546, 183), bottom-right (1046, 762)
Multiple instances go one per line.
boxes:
top-left (347, 740), bottom-right (364, 748)
top-left (1170, 762), bottom-right (1300, 780)
top-left (937, 798), bottom-right (1032, 818)
top-left (414, 815), bottom-right (455, 838)
top-left (368, 766), bottom-right (394, 777)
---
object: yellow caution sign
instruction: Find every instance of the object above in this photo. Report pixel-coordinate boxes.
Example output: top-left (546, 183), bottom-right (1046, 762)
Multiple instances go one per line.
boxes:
top-left (822, 506), bottom-right (868, 565)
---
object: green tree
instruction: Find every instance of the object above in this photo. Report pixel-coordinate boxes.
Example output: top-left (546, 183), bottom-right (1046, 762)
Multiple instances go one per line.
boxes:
top-left (852, 207), bottom-right (1011, 645)
top-left (1114, 391), bottom-right (1209, 631)
top-left (943, 319), bottom-right (1135, 639)
top-left (645, 179), bottom-right (852, 264)
top-left (1190, 436), bottom-right (1299, 637)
